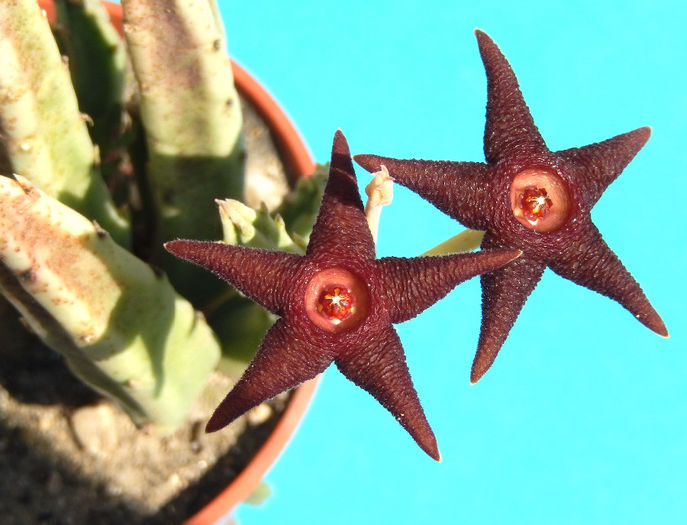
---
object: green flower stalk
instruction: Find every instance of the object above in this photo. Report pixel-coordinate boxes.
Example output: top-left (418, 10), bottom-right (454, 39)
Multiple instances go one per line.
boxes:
top-left (423, 229), bottom-right (485, 256)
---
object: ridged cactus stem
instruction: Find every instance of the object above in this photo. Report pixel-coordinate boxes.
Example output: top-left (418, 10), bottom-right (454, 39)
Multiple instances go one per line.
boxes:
top-left (121, 0), bottom-right (245, 305)
top-left (0, 0), bottom-right (130, 247)
top-left (54, 0), bottom-right (127, 165)
top-left (0, 174), bottom-right (220, 432)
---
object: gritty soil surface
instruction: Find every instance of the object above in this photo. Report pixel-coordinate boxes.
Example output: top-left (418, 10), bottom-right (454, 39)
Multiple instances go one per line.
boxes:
top-left (0, 98), bottom-right (298, 524)
top-left (0, 307), bottom-right (288, 524)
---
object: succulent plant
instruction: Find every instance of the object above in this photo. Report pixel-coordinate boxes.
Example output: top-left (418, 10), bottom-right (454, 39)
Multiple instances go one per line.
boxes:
top-left (166, 130), bottom-right (521, 459)
top-left (0, 0), bottom-right (323, 433)
top-left (0, 0), bottom-right (668, 465)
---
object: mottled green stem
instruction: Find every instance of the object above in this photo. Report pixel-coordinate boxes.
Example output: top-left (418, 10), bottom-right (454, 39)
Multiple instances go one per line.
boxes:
top-left (210, 198), bottom-right (304, 379)
top-left (0, 175), bottom-right (220, 432)
top-left (0, 0), bottom-right (130, 247)
top-left (122, 0), bottom-right (245, 304)
top-left (55, 0), bottom-right (127, 166)
top-left (275, 165), bottom-right (328, 243)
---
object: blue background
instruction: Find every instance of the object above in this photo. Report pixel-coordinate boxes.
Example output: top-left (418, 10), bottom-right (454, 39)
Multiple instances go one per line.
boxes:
top-left (217, 1), bottom-right (687, 523)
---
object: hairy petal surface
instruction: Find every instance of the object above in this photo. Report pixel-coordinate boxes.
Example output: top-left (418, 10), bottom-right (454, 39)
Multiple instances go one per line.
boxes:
top-left (548, 226), bottom-right (667, 337)
top-left (476, 29), bottom-right (546, 162)
top-left (472, 241), bottom-right (546, 383)
top-left (335, 326), bottom-right (440, 461)
top-left (558, 126), bottom-right (651, 207)
top-left (206, 320), bottom-right (333, 432)
top-left (378, 249), bottom-right (521, 324)
top-left (165, 240), bottom-right (300, 314)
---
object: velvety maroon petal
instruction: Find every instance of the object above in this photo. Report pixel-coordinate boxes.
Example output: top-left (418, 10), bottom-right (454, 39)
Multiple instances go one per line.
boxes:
top-left (355, 33), bottom-right (666, 384)
top-left (378, 249), bottom-right (521, 324)
top-left (206, 320), bottom-right (334, 432)
top-left (335, 327), bottom-right (440, 461)
top-left (354, 155), bottom-right (492, 231)
top-left (472, 248), bottom-right (546, 384)
top-left (557, 126), bottom-right (651, 207)
top-left (307, 130), bottom-right (376, 261)
top-left (475, 29), bottom-right (547, 163)
top-left (165, 240), bottom-right (300, 315)
top-left (548, 226), bottom-right (668, 337)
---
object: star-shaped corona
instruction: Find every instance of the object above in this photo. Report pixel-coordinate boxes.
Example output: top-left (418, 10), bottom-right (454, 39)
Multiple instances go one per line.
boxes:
top-left (354, 30), bottom-right (668, 384)
top-left (166, 130), bottom-right (520, 460)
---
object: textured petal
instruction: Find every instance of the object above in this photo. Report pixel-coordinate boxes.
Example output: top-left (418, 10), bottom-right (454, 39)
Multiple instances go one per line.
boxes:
top-left (475, 29), bottom-right (547, 163)
top-left (548, 225), bottom-right (667, 337)
top-left (165, 240), bottom-right (300, 314)
top-left (307, 130), bottom-right (376, 260)
top-left (206, 320), bottom-right (333, 432)
top-left (472, 242), bottom-right (546, 383)
top-left (557, 126), bottom-right (651, 207)
top-left (335, 326), bottom-right (440, 460)
top-left (378, 249), bottom-right (521, 324)
top-left (354, 155), bottom-right (492, 230)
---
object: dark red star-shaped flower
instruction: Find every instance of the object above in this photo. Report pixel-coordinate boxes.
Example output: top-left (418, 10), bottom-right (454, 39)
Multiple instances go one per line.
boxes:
top-left (355, 30), bottom-right (667, 384)
top-left (166, 130), bottom-right (520, 459)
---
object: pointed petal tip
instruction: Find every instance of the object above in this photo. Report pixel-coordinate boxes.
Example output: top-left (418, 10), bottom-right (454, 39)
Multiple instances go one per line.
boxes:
top-left (469, 360), bottom-right (490, 385)
top-left (632, 302), bottom-right (668, 338)
top-left (507, 249), bottom-right (524, 263)
top-left (163, 239), bottom-right (185, 255)
top-left (637, 125), bottom-right (652, 145)
top-left (625, 125), bottom-right (651, 148)
top-left (204, 414), bottom-right (226, 434)
top-left (163, 238), bottom-right (208, 259)
top-left (476, 248), bottom-right (524, 275)
top-left (474, 28), bottom-right (496, 48)
top-left (420, 437), bottom-right (441, 462)
top-left (646, 315), bottom-right (669, 338)
top-left (332, 129), bottom-right (350, 155)
top-left (353, 154), bottom-right (383, 173)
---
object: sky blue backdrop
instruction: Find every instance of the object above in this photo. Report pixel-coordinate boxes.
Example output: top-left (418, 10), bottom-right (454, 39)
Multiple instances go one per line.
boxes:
top-left (214, 1), bottom-right (687, 523)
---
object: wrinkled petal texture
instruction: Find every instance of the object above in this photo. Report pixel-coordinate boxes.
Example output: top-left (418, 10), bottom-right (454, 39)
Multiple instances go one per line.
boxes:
top-left (166, 129), bottom-right (519, 458)
top-left (355, 30), bottom-right (666, 382)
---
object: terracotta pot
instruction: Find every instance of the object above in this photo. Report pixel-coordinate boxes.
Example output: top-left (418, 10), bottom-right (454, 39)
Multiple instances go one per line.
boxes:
top-left (37, 1), bottom-right (318, 523)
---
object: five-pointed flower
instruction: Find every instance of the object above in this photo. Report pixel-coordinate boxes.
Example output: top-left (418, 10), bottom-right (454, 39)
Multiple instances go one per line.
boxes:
top-left (354, 30), bottom-right (668, 384)
top-left (166, 130), bottom-right (520, 459)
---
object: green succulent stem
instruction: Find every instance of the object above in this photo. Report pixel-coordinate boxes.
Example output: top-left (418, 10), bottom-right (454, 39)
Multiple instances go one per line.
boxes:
top-left (0, 175), bottom-right (220, 432)
top-left (275, 165), bottom-right (328, 243)
top-left (0, 0), bottom-right (130, 247)
top-left (121, 0), bottom-right (245, 305)
top-left (54, 0), bottom-right (127, 167)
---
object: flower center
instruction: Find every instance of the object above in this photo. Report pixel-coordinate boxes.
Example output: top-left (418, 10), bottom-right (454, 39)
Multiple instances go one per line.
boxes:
top-left (519, 187), bottom-right (552, 221)
top-left (317, 286), bottom-right (355, 321)
top-left (509, 169), bottom-right (570, 233)
top-left (304, 267), bottom-right (369, 333)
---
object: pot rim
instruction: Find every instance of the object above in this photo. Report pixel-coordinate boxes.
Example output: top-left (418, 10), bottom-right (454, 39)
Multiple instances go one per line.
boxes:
top-left (38, 1), bottom-right (319, 523)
